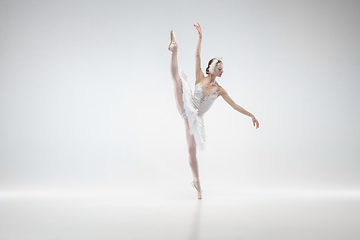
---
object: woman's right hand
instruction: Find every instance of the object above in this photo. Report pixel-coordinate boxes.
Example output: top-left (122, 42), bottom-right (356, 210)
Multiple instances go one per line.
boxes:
top-left (194, 22), bottom-right (202, 37)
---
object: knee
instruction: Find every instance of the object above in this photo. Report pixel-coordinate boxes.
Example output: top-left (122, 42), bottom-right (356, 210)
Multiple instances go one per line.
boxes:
top-left (187, 144), bottom-right (196, 158)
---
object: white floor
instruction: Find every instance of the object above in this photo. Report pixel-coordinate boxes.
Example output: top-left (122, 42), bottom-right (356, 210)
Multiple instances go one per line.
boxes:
top-left (1, 188), bottom-right (360, 240)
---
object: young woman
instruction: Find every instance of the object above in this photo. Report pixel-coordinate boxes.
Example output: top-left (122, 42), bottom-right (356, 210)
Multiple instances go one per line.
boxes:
top-left (168, 23), bottom-right (259, 199)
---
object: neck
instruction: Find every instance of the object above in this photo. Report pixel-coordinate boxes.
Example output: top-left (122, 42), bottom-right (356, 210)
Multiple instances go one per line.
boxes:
top-left (209, 74), bottom-right (216, 83)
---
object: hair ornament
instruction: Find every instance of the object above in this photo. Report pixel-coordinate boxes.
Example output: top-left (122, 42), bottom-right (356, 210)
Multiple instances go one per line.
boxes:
top-left (208, 57), bottom-right (223, 74)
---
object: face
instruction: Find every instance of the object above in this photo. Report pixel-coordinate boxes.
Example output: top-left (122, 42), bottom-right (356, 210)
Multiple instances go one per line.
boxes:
top-left (214, 62), bottom-right (224, 77)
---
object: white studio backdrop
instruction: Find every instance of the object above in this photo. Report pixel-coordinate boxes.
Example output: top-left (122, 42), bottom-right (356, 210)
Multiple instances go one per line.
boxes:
top-left (0, 0), bottom-right (359, 193)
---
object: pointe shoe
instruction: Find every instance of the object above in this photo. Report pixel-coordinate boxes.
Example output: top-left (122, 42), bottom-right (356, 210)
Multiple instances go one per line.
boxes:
top-left (191, 180), bottom-right (202, 199)
top-left (168, 30), bottom-right (178, 52)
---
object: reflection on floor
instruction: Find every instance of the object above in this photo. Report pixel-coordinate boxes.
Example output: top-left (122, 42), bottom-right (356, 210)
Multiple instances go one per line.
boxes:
top-left (1, 188), bottom-right (360, 240)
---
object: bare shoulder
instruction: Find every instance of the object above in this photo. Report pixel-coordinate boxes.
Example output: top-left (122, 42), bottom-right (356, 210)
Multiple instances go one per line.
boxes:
top-left (215, 82), bottom-right (227, 96)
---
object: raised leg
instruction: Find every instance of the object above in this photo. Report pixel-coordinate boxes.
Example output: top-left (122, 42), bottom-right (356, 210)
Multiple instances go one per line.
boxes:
top-left (169, 31), bottom-right (184, 115)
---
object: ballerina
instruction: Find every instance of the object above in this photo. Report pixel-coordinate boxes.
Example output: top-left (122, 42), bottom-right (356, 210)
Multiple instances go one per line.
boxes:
top-left (168, 23), bottom-right (259, 199)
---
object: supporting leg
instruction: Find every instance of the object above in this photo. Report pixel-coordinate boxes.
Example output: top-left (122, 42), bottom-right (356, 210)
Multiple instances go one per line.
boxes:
top-left (184, 119), bottom-right (202, 193)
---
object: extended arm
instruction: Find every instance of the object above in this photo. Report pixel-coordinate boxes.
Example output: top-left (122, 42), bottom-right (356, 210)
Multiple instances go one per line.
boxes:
top-left (219, 87), bottom-right (260, 129)
top-left (194, 23), bottom-right (204, 84)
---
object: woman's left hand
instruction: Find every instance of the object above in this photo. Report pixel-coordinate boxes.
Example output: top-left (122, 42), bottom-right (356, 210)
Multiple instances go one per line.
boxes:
top-left (252, 116), bottom-right (259, 129)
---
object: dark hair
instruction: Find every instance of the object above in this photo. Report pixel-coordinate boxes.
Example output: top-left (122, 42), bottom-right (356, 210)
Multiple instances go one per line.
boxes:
top-left (206, 58), bottom-right (223, 74)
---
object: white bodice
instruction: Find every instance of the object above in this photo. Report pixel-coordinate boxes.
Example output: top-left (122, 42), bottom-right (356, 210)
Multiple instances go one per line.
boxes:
top-left (193, 83), bottom-right (219, 117)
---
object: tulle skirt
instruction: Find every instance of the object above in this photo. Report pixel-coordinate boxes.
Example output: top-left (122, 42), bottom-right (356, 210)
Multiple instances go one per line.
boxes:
top-left (179, 69), bottom-right (206, 151)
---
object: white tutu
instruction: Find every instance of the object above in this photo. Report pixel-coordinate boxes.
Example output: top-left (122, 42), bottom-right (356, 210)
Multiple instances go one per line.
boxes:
top-left (179, 69), bottom-right (219, 151)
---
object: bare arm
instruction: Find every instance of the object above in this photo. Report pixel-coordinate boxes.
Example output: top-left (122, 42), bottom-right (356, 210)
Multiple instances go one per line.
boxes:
top-left (194, 22), bottom-right (204, 84)
top-left (219, 87), bottom-right (260, 129)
